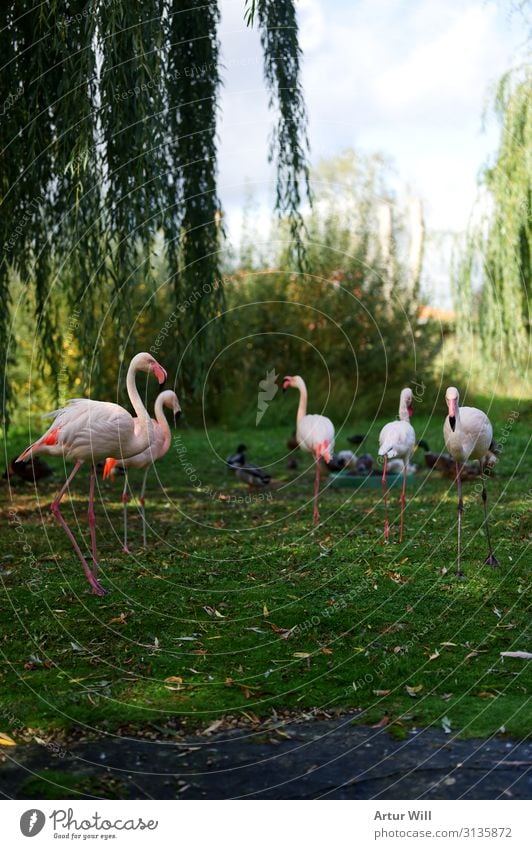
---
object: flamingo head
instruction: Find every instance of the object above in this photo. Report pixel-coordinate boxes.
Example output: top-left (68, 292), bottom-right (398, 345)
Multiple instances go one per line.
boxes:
top-left (282, 375), bottom-right (302, 392)
top-left (161, 390), bottom-right (181, 424)
top-left (133, 352), bottom-right (168, 384)
top-left (400, 387), bottom-right (414, 417)
top-left (445, 386), bottom-right (459, 432)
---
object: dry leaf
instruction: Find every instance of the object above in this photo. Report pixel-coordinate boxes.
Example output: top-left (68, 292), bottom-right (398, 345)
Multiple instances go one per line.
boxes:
top-left (373, 689), bottom-right (391, 696)
top-left (477, 691), bottom-right (496, 699)
top-left (263, 604), bottom-right (269, 617)
top-left (225, 677), bottom-right (233, 687)
top-left (203, 720), bottom-right (223, 735)
top-left (405, 684), bottom-right (423, 697)
top-left (293, 652), bottom-right (311, 658)
top-left (440, 641), bottom-right (457, 647)
top-left (465, 650), bottom-right (487, 661)
top-left (429, 650), bottom-right (440, 661)
top-left (0, 732), bottom-right (16, 747)
top-left (500, 651), bottom-right (532, 660)
top-left (371, 713), bottom-right (390, 728)
top-left (164, 676), bottom-right (183, 684)
top-left (321, 647), bottom-right (333, 655)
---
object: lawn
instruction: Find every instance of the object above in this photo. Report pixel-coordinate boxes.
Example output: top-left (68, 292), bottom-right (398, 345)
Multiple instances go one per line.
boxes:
top-left (1, 395), bottom-right (530, 746)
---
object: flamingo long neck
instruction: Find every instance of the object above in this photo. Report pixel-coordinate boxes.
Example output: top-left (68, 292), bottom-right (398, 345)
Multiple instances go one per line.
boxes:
top-left (126, 360), bottom-right (151, 440)
top-left (296, 380), bottom-right (308, 424)
top-left (154, 396), bottom-right (171, 451)
top-left (398, 399), bottom-right (409, 422)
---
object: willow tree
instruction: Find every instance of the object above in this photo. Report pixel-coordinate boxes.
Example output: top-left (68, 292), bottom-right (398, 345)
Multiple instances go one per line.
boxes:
top-left (0, 0), bottom-right (309, 423)
top-left (454, 66), bottom-right (531, 368)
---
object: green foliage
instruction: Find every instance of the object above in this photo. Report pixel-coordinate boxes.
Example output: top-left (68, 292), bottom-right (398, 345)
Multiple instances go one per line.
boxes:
top-left (214, 151), bottom-right (438, 425)
top-left (0, 0), bottom-right (310, 424)
top-left (454, 66), bottom-right (531, 371)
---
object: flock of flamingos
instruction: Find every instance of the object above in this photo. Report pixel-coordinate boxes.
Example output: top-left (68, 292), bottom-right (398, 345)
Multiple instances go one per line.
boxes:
top-left (17, 351), bottom-right (499, 596)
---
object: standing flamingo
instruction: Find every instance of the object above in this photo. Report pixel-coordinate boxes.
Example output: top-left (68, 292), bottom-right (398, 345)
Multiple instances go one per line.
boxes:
top-left (283, 376), bottom-right (335, 525)
top-left (16, 353), bottom-right (167, 595)
top-left (378, 388), bottom-right (416, 543)
top-left (443, 386), bottom-right (498, 577)
top-left (103, 390), bottom-right (181, 552)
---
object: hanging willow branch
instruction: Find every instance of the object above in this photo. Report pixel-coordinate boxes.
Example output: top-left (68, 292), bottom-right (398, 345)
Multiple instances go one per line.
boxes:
top-left (247, 0), bottom-right (311, 265)
top-left (454, 65), bottom-right (531, 368)
top-left (0, 0), bottom-right (309, 424)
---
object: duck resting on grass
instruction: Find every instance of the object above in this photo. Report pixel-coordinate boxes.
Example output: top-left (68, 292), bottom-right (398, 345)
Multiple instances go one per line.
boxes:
top-left (226, 445), bottom-right (272, 489)
top-left (417, 439), bottom-right (496, 480)
top-left (3, 456), bottom-right (54, 484)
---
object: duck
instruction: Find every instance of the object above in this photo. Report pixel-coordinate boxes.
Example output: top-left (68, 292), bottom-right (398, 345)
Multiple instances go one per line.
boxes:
top-left (226, 444), bottom-right (247, 469)
top-left (226, 445), bottom-right (272, 488)
top-left (347, 434), bottom-right (366, 447)
top-left (3, 456), bottom-right (54, 483)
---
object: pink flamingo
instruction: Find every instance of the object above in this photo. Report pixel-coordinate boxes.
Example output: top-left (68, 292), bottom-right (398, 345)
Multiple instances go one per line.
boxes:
top-left (443, 386), bottom-right (498, 577)
top-left (283, 375), bottom-right (335, 525)
top-left (17, 352), bottom-right (167, 595)
top-left (103, 390), bottom-right (181, 552)
top-left (378, 388), bottom-right (416, 543)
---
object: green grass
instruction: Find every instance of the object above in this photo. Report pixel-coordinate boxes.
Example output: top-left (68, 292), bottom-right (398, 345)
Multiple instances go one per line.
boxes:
top-left (1, 396), bottom-right (530, 744)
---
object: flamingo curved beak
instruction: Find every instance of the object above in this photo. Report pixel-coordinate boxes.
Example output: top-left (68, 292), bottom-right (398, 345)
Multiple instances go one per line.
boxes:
top-left (152, 362), bottom-right (167, 384)
top-left (447, 397), bottom-right (457, 431)
top-left (282, 376), bottom-right (291, 392)
top-left (407, 405), bottom-right (413, 417)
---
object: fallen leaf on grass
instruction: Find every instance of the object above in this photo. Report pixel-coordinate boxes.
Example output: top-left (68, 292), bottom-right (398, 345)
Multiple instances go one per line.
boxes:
top-left (441, 716), bottom-right (452, 734)
top-left (164, 676), bottom-right (183, 684)
top-left (267, 622), bottom-right (295, 639)
top-left (405, 684), bottom-right (423, 697)
top-left (293, 652), bottom-right (311, 658)
top-left (0, 732), bottom-right (16, 747)
top-left (440, 642), bottom-right (457, 647)
top-left (263, 604), bottom-right (269, 617)
top-left (203, 720), bottom-right (223, 735)
top-left (373, 689), bottom-right (391, 697)
top-left (203, 606), bottom-right (225, 619)
top-left (500, 651), bottom-right (532, 660)
top-left (321, 647), bottom-right (333, 655)
top-left (477, 691), bottom-right (497, 699)
top-left (465, 650), bottom-right (487, 661)
top-left (428, 650), bottom-right (440, 661)
top-left (108, 613), bottom-right (128, 625)
top-left (386, 570), bottom-right (409, 584)
top-left (371, 713), bottom-right (390, 728)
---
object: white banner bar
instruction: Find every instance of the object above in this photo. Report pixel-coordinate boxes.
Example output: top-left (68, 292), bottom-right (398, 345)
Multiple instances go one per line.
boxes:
top-left (3, 799), bottom-right (530, 848)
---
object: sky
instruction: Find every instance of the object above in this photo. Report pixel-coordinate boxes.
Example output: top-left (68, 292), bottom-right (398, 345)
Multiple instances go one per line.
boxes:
top-left (216, 0), bottom-right (529, 305)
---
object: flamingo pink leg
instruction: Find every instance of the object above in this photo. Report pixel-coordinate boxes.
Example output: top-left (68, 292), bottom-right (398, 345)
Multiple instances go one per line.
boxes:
top-left (313, 453), bottom-right (321, 525)
top-left (122, 473), bottom-right (130, 554)
top-left (87, 465), bottom-right (98, 573)
top-left (50, 461), bottom-right (106, 596)
top-left (139, 467), bottom-right (149, 548)
top-left (455, 461), bottom-right (465, 578)
top-left (479, 459), bottom-right (498, 567)
top-left (399, 461), bottom-right (408, 543)
top-left (382, 455), bottom-right (389, 541)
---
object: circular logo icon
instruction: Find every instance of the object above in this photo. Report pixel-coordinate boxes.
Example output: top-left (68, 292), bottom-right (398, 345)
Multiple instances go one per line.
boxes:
top-left (20, 809), bottom-right (46, 837)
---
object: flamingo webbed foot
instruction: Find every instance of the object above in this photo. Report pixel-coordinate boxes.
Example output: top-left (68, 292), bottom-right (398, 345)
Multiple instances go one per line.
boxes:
top-left (484, 554), bottom-right (499, 567)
